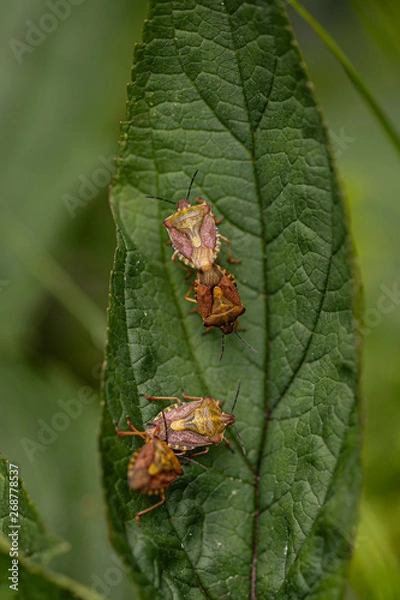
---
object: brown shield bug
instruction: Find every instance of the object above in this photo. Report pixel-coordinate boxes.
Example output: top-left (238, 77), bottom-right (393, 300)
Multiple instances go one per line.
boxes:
top-left (114, 417), bottom-right (183, 525)
top-left (187, 262), bottom-right (257, 359)
top-left (193, 263), bottom-right (246, 334)
top-left (142, 381), bottom-right (244, 455)
top-left (147, 171), bottom-right (239, 269)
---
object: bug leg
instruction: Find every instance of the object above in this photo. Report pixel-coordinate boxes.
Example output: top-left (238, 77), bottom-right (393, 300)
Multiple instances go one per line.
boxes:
top-left (126, 416), bottom-right (140, 433)
top-left (184, 269), bottom-right (195, 281)
top-left (114, 419), bottom-right (146, 440)
top-left (220, 235), bottom-right (241, 264)
top-left (234, 320), bottom-right (245, 332)
top-left (114, 421), bottom-right (130, 436)
top-left (180, 389), bottom-right (204, 402)
top-left (140, 393), bottom-right (182, 404)
top-left (201, 327), bottom-right (214, 335)
top-left (172, 253), bottom-right (193, 274)
top-left (223, 437), bottom-right (235, 454)
top-left (185, 285), bottom-right (197, 304)
top-left (182, 456), bottom-right (208, 471)
top-left (135, 494), bottom-right (166, 526)
top-left (187, 447), bottom-right (209, 458)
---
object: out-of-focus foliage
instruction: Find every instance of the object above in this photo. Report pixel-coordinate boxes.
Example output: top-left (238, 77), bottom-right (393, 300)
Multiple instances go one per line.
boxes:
top-left (0, 1), bottom-right (147, 597)
top-left (349, 0), bottom-right (400, 64)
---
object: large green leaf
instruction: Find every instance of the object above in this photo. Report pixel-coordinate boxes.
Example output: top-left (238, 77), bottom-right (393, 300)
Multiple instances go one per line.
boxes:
top-left (101, 1), bottom-right (361, 598)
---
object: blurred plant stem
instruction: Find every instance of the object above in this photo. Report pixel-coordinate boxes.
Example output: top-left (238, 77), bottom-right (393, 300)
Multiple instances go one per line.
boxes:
top-left (0, 211), bottom-right (106, 351)
top-left (288, 0), bottom-right (400, 157)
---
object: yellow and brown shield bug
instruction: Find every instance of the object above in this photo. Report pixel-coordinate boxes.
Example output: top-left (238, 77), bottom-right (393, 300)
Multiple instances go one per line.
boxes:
top-left (142, 382), bottom-right (244, 455)
top-left (147, 171), bottom-right (239, 269)
top-left (114, 417), bottom-right (183, 525)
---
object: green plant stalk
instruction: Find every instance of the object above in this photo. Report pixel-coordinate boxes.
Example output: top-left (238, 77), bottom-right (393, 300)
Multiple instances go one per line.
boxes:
top-left (0, 212), bottom-right (106, 350)
top-left (288, 0), bottom-right (400, 156)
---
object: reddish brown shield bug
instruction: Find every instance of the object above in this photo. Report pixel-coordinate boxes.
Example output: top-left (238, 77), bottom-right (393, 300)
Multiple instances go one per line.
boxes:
top-left (147, 171), bottom-right (239, 269)
top-left (142, 381), bottom-right (245, 455)
top-left (114, 417), bottom-right (183, 525)
top-left (193, 263), bottom-right (245, 335)
top-left (186, 262), bottom-right (257, 358)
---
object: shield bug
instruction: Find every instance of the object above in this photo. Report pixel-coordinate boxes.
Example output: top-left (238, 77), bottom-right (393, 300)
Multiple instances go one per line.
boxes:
top-left (193, 263), bottom-right (245, 335)
top-left (114, 417), bottom-right (183, 525)
top-left (187, 262), bottom-right (257, 358)
top-left (147, 171), bottom-right (239, 269)
top-left (142, 382), bottom-right (243, 455)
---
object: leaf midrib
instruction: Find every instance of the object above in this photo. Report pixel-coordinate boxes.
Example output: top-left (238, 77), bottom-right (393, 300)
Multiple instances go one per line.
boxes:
top-left (170, 5), bottom-right (273, 598)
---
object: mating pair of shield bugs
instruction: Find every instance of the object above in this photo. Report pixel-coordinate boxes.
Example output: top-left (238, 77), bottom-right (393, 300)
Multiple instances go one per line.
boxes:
top-left (114, 384), bottom-right (242, 524)
top-left (148, 172), bottom-right (256, 357)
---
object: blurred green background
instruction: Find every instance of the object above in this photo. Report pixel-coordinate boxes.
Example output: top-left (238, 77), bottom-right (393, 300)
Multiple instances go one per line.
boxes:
top-left (0, 1), bottom-right (399, 598)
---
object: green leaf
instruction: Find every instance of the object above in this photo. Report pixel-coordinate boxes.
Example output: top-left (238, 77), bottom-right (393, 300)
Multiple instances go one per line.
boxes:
top-left (101, 1), bottom-right (362, 598)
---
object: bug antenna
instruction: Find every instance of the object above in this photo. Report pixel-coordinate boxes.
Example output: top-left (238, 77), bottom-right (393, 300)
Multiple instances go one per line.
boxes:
top-left (230, 380), bottom-right (241, 413)
top-left (186, 169), bottom-right (198, 201)
top-left (146, 195), bottom-right (176, 206)
top-left (162, 409), bottom-right (168, 445)
top-left (234, 330), bottom-right (258, 354)
top-left (182, 456), bottom-right (208, 471)
top-left (233, 425), bottom-right (247, 457)
top-left (219, 334), bottom-right (225, 362)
